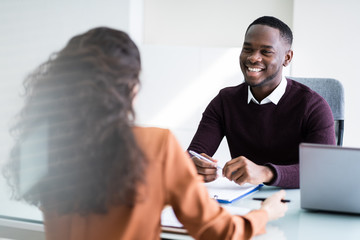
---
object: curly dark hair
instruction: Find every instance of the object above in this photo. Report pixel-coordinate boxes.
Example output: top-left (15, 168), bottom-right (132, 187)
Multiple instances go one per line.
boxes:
top-left (3, 27), bottom-right (147, 215)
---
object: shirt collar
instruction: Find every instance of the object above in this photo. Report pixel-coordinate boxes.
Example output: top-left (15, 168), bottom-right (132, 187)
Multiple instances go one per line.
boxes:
top-left (247, 76), bottom-right (287, 105)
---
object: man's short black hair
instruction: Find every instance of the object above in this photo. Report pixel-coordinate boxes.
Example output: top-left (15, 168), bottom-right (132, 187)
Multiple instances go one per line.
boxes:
top-left (246, 16), bottom-right (293, 46)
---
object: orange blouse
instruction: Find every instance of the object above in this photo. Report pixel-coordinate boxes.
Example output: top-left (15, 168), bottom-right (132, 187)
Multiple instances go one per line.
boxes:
top-left (43, 127), bottom-right (268, 240)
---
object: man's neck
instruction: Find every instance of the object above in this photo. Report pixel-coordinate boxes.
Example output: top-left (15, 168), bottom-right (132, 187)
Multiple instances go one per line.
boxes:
top-left (251, 77), bottom-right (283, 102)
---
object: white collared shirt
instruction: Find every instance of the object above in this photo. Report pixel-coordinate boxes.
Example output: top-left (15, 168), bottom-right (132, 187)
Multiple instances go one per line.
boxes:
top-left (247, 76), bottom-right (287, 105)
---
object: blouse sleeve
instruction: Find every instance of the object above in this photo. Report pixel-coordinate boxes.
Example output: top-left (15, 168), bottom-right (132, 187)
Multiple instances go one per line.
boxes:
top-left (162, 130), bottom-right (269, 240)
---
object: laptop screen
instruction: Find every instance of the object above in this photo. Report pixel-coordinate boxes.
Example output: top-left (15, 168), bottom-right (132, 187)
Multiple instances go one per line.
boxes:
top-left (300, 143), bottom-right (360, 214)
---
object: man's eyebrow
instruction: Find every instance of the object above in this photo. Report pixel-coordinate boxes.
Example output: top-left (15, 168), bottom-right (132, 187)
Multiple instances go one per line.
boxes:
top-left (261, 45), bottom-right (275, 49)
top-left (243, 42), bottom-right (274, 50)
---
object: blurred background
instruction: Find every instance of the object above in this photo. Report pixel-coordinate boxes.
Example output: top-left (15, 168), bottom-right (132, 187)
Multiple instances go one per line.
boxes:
top-left (0, 0), bottom-right (359, 233)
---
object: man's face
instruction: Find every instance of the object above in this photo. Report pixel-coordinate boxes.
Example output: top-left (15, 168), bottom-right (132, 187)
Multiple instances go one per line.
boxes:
top-left (239, 24), bottom-right (292, 89)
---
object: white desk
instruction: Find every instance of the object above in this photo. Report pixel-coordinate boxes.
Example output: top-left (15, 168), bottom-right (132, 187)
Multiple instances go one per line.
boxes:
top-left (1, 187), bottom-right (360, 240)
top-left (160, 187), bottom-right (360, 240)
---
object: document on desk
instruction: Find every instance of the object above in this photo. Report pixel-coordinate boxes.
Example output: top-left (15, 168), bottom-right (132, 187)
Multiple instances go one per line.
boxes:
top-left (204, 177), bottom-right (263, 203)
top-left (161, 205), bottom-right (251, 232)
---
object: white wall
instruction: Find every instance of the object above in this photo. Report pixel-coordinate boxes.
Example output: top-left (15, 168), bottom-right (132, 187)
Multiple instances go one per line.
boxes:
top-left (292, 0), bottom-right (360, 147)
top-left (143, 0), bottom-right (293, 47)
top-left (136, 45), bottom-right (243, 162)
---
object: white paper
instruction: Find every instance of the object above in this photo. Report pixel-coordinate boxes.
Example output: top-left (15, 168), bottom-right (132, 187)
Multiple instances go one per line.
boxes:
top-left (161, 206), bottom-right (183, 228)
top-left (161, 204), bottom-right (251, 229)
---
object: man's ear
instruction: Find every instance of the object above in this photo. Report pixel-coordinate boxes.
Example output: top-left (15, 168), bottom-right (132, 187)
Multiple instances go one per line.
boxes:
top-left (283, 49), bottom-right (293, 67)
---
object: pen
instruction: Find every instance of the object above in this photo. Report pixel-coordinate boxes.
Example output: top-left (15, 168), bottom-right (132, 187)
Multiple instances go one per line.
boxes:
top-left (189, 150), bottom-right (222, 170)
top-left (252, 197), bottom-right (291, 203)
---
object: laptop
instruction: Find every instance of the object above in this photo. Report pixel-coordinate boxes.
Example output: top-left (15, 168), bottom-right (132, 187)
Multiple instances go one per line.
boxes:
top-left (300, 143), bottom-right (360, 214)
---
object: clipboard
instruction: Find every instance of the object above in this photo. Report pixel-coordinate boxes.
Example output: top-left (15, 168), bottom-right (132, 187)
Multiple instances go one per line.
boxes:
top-left (204, 177), bottom-right (263, 203)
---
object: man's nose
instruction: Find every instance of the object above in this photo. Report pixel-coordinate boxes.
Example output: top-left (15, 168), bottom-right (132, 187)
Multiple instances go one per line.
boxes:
top-left (248, 51), bottom-right (262, 63)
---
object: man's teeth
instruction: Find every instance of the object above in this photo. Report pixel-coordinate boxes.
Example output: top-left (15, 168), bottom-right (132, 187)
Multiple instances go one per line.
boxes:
top-left (248, 67), bottom-right (262, 72)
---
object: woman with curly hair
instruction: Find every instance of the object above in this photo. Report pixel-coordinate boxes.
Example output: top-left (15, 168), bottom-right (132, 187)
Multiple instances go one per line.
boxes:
top-left (3, 27), bottom-right (287, 240)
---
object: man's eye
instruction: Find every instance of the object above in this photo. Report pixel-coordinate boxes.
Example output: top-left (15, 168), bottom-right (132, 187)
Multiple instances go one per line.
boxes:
top-left (262, 50), bottom-right (273, 55)
top-left (242, 48), bottom-right (252, 53)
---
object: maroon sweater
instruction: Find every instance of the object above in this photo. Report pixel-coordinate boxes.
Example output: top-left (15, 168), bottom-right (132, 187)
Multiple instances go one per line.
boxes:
top-left (188, 78), bottom-right (336, 188)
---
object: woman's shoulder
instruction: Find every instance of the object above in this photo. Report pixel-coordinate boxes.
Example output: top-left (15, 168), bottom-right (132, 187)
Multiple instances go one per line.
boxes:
top-left (133, 126), bottom-right (173, 151)
top-left (133, 126), bottom-right (171, 139)
top-left (133, 126), bottom-right (184, 165)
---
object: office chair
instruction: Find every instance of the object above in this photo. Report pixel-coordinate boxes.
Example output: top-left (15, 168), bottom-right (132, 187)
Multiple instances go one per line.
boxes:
top-left (288, 77), bottom-right (345, 146)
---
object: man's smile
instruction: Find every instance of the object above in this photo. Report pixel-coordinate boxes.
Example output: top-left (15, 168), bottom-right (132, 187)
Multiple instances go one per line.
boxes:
top-left (247, 67), bottom-right (263, 72)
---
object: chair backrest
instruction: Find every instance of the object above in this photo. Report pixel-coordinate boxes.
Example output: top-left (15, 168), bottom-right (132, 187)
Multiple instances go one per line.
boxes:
top-left (288, 77), bottom-right (345, 146)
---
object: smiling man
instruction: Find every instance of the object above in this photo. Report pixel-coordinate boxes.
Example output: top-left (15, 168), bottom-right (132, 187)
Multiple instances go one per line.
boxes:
top-left (187, 16), bottom-right (336, 189)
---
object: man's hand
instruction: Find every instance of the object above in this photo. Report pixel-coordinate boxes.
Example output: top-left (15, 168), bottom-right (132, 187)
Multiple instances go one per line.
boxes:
top-left (191, 153), bottom-right (218, 182)
top-left (222, 156), bottom-right (274, 185)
